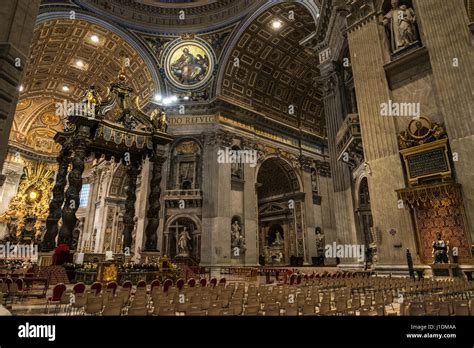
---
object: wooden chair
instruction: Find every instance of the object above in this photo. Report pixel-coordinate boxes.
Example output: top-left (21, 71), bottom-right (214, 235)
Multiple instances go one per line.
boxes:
top-left (264, 303), bottom-right (280, 316)
top-left (128, 306), bottom-right (148, 316)
top-left (83, 295), bottom-right (103, 315)
top-left (45, 283), bottom-right (67, 314)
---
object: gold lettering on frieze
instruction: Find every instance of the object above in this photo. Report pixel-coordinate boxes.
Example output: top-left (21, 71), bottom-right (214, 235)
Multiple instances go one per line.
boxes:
top-left (168, 115), bottom-right (216, 125)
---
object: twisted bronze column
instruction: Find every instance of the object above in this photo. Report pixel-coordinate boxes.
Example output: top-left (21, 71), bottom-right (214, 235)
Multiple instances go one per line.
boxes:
top-left (144, 154), bottom-right (165, 251)
top-left (41, 146), bottom-right (71, 251)
top-left (58, 125), bottom-right (90, 247)
top-left (122, 161), bottom-right (140, 254)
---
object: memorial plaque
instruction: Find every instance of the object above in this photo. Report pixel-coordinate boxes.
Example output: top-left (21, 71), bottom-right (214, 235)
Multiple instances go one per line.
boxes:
top-left (400, 138), bottom-right (452, 186)
top-left (406, 147), bottom-right (448, 179)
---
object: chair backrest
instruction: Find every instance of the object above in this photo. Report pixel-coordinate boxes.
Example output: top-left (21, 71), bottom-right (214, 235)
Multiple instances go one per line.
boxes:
top-left (187, 278), bottom-right (196, 288)
top-left (122, 281), bottom-right (133, 290)
top-left (219, 278), bottom-right (226, 285)
top-left (136, 280), bottom-right (147, 289)
top-left (163, 279), bottom-right (173, 292)
top-left (90, 282), bottom-right (102, 295)
top-left (73, 282), bottom-right (86, 294)
top-left (210, 278), bottom-right (217, 287)
top-left (52, 283), bottom-right (67, 301)
top-left (176, 279), bottom-right (185, 291)
top-left (106, 281), bottom-right (118, 293)
top-left (15, 278), bottom-right (23, 291)
top-left (199, 278), bottom-right (207, 287)
top-left (150, 279), bottom-right (160, 292)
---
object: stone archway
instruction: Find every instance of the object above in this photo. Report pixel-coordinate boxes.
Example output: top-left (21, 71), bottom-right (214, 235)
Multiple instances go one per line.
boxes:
top-left (256, 157), bottom-right (304, 266)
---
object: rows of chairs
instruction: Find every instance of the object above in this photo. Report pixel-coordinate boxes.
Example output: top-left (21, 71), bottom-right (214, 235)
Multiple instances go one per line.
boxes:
top-left (0, 278), bottom-right (29, 303)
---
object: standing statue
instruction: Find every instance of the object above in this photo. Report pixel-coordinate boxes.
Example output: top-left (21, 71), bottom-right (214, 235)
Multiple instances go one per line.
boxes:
top-left (150, 109), bottom-right (168, 133)
top-left (315, 227), bottom-right (325, 253)
top-left (82, 86), bottom-right (101, 118)
top-left (177, 227), bottom-right (191, 257)
top-left (432, 232), bottom-right (449, 264)
top-left (273, 231), bottom-right (283, 246)
top-left (231, 220), bottom-right (246, 255)
top-left (383, 0), bottom-right (418, 53)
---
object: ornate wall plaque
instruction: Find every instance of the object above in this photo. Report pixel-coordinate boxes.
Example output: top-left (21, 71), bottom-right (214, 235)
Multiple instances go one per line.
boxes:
top-left (400, 138), bottom-right (452, 186)
top-left (164, 40), bottom-right (214, 90)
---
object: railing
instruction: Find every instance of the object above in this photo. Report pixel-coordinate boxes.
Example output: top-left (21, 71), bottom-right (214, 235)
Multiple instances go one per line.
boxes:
top-left (163, 189), bottom-right (202, 199)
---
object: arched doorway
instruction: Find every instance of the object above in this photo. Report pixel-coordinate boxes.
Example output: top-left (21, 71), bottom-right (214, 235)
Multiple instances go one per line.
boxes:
top-left (356, 177), bottom-right (374, 264)
top-left (257, 157), bottom-right (304, 266)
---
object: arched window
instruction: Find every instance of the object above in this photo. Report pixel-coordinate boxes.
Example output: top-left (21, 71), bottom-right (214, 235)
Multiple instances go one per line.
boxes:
top-left (358, 177), bottom-right (370, 207)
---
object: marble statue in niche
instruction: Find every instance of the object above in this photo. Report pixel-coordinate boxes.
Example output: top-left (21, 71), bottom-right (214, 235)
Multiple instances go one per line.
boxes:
top-left (231, 219), bottom-right (246, 256)
top-left (383, 0), bottom-right (418, 53)
top-left (177, 227), bottom-right (191, 257)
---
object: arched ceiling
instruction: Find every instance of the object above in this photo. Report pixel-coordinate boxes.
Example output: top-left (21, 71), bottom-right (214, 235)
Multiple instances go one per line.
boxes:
top-left (21, 19), bottom-right (155, 101)
top-left (220, 2), bottom-right (324, 136)
top-left (257, 157), bottom-right (300, 199)
top-left (74, 0), bottom-right (263, 32)
top-left (12, 18), bottom-right (157, 157)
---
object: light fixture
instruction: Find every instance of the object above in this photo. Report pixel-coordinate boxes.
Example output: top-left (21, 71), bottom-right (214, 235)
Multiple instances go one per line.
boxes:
top-left (183, 96), bottom-right (190, 101)
top-left (76, 60), bottom-right (84, 68)
top-left (29, 191), bottom-right (38, 201)
top-left (162, 97), bottom-right (172, 105)
top-left (271, 19), bottom-right (282, 29)
top-left (19, 85), bottom-right (24, 92)
top-left (171, 95), bottom-right (178, 102)
top-left (90, 35), bottom-right (99, 43)
top-left (153, 94), bottom-right (162, 102)
top-left (62, 85), bottom-right (70, 92)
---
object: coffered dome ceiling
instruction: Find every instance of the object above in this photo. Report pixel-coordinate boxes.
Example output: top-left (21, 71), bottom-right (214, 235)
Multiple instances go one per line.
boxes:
top-left (219, 2), bottom-right (324, 136)
top-left (13, 18), bottom-right (158, 156)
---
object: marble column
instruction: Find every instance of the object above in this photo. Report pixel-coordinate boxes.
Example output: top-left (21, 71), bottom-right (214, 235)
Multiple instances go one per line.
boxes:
top-left (0, 0), bottom-right (40, 177)
top-left (201, 132), bottom-right (232, 266)
top-left (414, 0), bottom-right (474, 240)
top-left (319, 63), bottom-right (358, 265)
top-left (300, 162), bottom-right (316, 264)
top-left (80, 167), bottom-right (101, 251)
top-left (346, 17), bottom-right (419, 268)
top-left (243, 154), bottom-right (258, 266)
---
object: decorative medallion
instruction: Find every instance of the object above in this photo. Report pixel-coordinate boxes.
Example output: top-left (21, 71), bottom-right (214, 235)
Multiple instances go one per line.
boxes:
top-left (164, 40), bottom-right (214, 90)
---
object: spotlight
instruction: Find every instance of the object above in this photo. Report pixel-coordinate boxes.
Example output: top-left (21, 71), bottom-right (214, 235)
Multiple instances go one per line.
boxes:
top-left (171, 95), bottom-right (178, 102)
top-left (62, 85), bottom-right (70, 92)
top-left (90, 35), bottom-right (99, 43)
top-left (183, 96), bottom-right (190, 101)
top-left (76, 60), bottom-right (84, 68)
top-left (162, 97), bottom-right (172, 105)
top-left (19, 85), bottom-right (24, 92)
top-left (271, 19), bottom-right (282, 29)
top-left (154, 94), bottom-right (162, 102)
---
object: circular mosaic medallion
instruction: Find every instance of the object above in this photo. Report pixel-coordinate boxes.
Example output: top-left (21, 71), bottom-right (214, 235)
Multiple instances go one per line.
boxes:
top-left (164, 40), bottom-right (214, 90)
